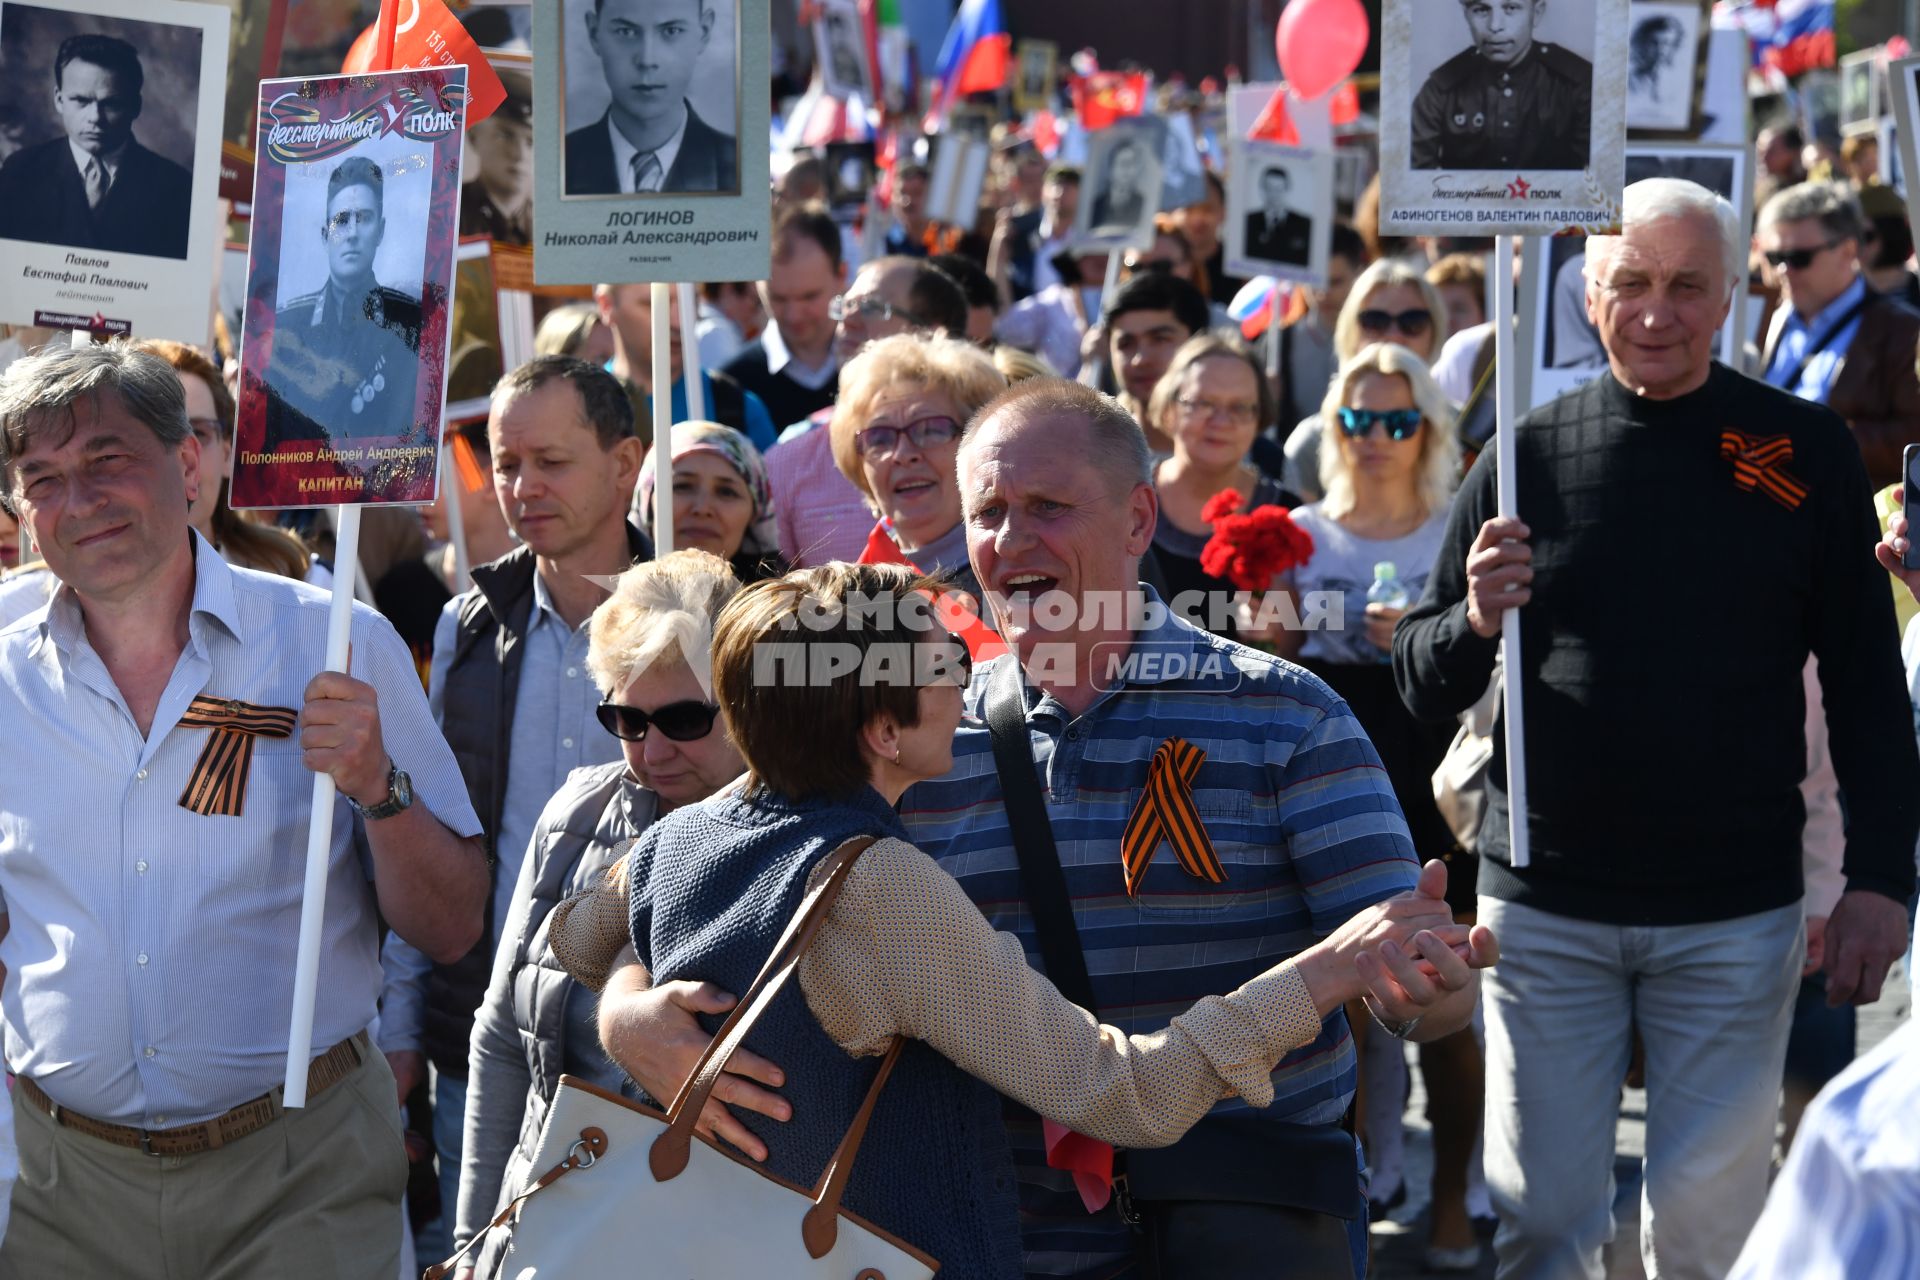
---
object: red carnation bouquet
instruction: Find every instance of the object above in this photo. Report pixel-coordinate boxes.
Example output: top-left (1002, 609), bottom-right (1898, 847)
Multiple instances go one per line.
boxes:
top-left (1198, 489), bottom-right (1315, 591)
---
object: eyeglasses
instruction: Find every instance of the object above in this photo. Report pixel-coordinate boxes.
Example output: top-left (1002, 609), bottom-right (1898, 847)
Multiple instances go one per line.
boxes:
top-left (1357, 308), bottom-right (1434, 339)
top-left (830, 293), bottom-right (920, 325)
top-left (595, 699), bottom-right (720, 743)
top-left (1763, 240), bottom-right (1842, 270)
top-left (1336, 406), bottom-right (1423, 440)
top-left (854, 415), bottom-right (960, 459)
top-left (187, 416), bottom-right (226, 441)
top-left (1174, 396), bottom-right (1259, 425)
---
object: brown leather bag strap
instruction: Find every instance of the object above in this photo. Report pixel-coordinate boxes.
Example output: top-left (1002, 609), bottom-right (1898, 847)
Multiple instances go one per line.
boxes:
top-left (801, 1035), bottom-right (906, 1258)
top-left (650, 836), bottom-right (880, 1180)
top-left (423, 1126), bottom-right (608, 1280)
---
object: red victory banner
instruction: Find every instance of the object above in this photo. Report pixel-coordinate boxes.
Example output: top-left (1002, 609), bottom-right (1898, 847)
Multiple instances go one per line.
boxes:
top-left (342, 0), bottom-right (507, 126)
top-left (1073, 71), bottom-right (1148, 130)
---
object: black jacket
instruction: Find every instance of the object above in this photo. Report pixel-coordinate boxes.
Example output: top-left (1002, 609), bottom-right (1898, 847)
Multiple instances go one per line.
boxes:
top-left (423, 523), bottom-right (653, 1076)
top-left (721, 339), bottom-right (838, 431)
top-left (562, 106), bottom-right (737, 196)
top-left (0, 136), bottom-right (193, 259)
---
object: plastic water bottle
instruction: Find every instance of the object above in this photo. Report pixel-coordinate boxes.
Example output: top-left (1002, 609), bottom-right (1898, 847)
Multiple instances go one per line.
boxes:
top-left (1364, 561), bottom-right (1409, 663)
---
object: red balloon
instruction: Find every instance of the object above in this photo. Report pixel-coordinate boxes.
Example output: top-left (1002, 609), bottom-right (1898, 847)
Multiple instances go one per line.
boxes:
top-left (1275, 0), bottom-right (1370, 101)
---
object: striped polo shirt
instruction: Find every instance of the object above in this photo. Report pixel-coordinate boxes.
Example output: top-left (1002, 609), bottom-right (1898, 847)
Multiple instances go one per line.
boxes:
top-left (899, 589), bottom-right (1419, 1278)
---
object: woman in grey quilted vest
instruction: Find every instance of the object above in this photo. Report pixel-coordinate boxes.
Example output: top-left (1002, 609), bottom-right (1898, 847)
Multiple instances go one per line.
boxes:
top-left (449, 549), bottom-right (748, 1278)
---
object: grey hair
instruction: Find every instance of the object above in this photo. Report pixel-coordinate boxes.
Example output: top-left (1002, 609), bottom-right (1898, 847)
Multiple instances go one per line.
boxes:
top-left (0, 339), bottom-right (189, 515)
top-left (1757, 180), bottom-right (1865, 245)
top-left (586, 548), bottom-right (743, 698)
top-left (1318, 343), bottom-right (1460, 522)
top-left (1585, 177), bottom-right (1743, 296)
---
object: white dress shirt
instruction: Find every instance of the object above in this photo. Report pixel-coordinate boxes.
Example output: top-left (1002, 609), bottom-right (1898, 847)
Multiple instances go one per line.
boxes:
top-left (758, 319), bottom-right (839, 391)
top-left (0, 534), bottom-right (480, 1125)
top-left (607, 109), bottom-right (688, 194)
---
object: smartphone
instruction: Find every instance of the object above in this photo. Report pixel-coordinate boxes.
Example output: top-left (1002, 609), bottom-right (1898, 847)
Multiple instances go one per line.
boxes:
top-left (1907, 444), bottom-right (1920, 571)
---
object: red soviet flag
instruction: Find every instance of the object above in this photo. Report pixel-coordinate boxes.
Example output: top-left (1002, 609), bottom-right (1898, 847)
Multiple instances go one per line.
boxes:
top-left (342, 0), bottom-right (506, 126)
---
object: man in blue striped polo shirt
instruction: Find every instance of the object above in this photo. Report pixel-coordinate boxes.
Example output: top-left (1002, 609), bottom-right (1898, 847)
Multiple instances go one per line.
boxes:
top-left (896, 377), bottom-right (1484, 1276)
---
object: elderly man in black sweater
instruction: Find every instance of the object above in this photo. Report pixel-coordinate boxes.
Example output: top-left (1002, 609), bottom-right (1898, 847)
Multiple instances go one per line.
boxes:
top-left (1395, 178), bottom-right (1919, 1280)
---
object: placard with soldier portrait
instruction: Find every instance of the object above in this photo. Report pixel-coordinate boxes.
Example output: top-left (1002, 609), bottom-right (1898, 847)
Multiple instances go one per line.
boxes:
top-left (0, 0), bottom-right (229, 339)
top-left (1624, 0), bottom-right (1707, 136)
top-left (215, 0), bottom-right (288, 203)
top-left (814, 0), bottom-right (873, 103)
top-left (1378, 0), bottom-right (1628, 233)
top-left (231, 67), bottom-right (468, 508)
top-left (1224, 141), bottom-right (1334, 286)
top-left (1072, 117), bottom-right (1167, 253)
top-left (534, 0), bottom-right (771, 284)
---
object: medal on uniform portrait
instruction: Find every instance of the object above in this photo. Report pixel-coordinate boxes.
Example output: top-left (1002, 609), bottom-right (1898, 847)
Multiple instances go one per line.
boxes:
top-left (230, 66), bottom-right (468, 508)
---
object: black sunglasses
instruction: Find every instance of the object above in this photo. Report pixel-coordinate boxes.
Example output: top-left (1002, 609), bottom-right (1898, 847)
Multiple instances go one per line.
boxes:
top-left (595, 699), bottom-right (720, 742)
top-left (1357, 308), bottom-right (1434, 338)
top-left (1336, 406), bottom-right (1423, 440)
top-left (1763, 239), bottom-right (1841, 270)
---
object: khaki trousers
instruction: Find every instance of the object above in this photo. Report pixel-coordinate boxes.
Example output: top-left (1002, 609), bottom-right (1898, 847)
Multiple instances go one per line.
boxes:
top-left (0, 1043), bottom-right (406, 1280)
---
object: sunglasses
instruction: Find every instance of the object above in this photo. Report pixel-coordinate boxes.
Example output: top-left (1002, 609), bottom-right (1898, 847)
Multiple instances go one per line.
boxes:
top-left (854, 415), bottom-right (961, 459)
top-left (1336, 406), bottom-right (1423, 440)
top-left (595, 699), bottom-right (720, 743)
top-left (1763, 239), bottom-right (1841, 270)
top-left (1357, 308), bottom-right (1434, 338)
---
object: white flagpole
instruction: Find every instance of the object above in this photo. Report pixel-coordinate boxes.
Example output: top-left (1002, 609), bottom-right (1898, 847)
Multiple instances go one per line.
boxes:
top-left (442, 437), bottom-right (471, 590)
top-left (1101, 250), bottom-right (1122, 305)
top-left (1492, 236), bottom-right (1529, 870)
top-left (676, 280), bottom-right (706, 422)
top-left (651, 282), bottom-right (675, 556)
top-left (1264, 282), bottom-right (1283, 381)
top-left (284, 501), bottom-right (362, 1105)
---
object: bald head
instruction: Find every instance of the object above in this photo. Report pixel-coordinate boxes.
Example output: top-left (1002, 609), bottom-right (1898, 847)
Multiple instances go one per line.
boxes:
top-left (961, 377), bottom-right (1150, 500)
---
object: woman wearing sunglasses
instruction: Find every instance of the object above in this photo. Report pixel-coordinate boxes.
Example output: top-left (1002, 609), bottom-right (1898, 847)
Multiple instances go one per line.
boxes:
top-left (450, 550), bottom-right (748, 1279)
top-left (546, 561), bottom-right (1488, 1279)
top-left (1282, 259), bottom-right (1453, 502)
top-left (1276, 342), bottom-right (1487, 1272)
top-left (635, 421), bottom-right (788, 585)
top-left (832, 332), bottom-right (1009, 654)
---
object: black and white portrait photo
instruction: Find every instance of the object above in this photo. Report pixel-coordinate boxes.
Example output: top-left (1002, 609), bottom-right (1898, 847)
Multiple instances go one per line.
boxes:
top-left (263, 145), bottom-right (429, 448)
top-left (1073, 118), bottom-right (1164, 252)
top-left (823, 139), bottom-right (874, 208)
top-left (560, 0), bottom-right (740, 198)
top-left (1224, 142), bottom-right (1334, 284)
top-left (1531, 142), bottom-right (1747, 405)
top-left (1625, 1), bottom-right (1703, 134)
top-left (1840, 49), bottom-right (1883, 135)
top-left (0, 3), bottom-right (203, 259)
top-left (1410, 0), bottom-right (1597, 171)
top-left (1013, 39), bottom-right (1056, 113)
top-left (814, 0), bottom-right (872, 102)
top-left (460, 62), bottom-right (534, 246)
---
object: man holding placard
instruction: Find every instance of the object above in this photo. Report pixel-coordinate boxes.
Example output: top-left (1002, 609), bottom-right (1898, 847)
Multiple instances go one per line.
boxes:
top-left (0, 341), bottom-right (486, 1278)
top-left (1395, 179), bottom-right (1919, 1280)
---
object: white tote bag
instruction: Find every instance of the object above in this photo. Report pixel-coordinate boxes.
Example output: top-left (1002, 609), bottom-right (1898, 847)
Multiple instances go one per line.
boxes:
top-left (429, 837), bottom-right (938, 1279)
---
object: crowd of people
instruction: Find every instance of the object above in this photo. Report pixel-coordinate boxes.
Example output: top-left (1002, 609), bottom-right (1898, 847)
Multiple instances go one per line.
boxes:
top-left (0, 33), bottom-right (1917, 1280)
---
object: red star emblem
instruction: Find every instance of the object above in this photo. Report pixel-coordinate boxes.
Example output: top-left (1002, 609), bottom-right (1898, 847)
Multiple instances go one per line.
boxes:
top-left (91, 312), bottom-right (106, 329)
top-left (1507, 176), bottom-right (1531, 199)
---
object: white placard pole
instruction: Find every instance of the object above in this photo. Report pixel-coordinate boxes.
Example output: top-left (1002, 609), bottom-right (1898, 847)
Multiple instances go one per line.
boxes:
top-left (1101, 251), bottom-right (1123, 305)
top-left (284, 502), bottom-right (362, 1104)
top-left (1264, 283), bottom-right (1284, 381)
top-left (676, 280), bottom-right (706, 421)
top-left (651, 281), bottom-right (675, 557)
top-left (442, 437), bottom-right (471, 590)
top-left (1492, 236), bottom-right (1529, 870)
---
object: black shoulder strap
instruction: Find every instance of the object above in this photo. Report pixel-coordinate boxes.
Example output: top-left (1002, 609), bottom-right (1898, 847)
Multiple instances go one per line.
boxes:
top-left (984, 659), bottom-right (1098, 1011)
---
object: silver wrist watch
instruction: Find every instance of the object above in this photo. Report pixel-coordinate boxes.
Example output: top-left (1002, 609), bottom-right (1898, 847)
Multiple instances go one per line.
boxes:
top-left (346, 759), bottom-right (413, 821)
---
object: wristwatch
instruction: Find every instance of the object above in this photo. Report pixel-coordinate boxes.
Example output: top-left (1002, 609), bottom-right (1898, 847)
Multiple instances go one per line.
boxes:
top-left (346, 759), bottom-right (413, 821)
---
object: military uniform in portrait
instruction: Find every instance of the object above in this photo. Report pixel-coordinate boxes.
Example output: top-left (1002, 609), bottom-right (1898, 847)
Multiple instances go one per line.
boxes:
top-left (263, 281), bottom-right (422, 448)
top-left (1411, 41), bottom-right (1593, 170)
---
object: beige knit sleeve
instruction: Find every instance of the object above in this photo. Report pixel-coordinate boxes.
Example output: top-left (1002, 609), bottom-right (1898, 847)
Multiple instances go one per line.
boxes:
top-left (797, 837), bottom-right (1324, 1150)
top-left (547, 860), bottom-right (631, 993)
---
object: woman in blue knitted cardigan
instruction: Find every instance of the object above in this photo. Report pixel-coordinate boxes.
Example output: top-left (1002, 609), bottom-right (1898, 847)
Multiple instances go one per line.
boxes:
top-left (555, 561), bottom-right (1495, 1276)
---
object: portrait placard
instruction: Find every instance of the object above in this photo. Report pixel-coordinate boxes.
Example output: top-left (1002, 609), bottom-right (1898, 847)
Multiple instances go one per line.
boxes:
top-left (0, 0), bottom-right (230, 340)
top-left (231, 67), bottom-right (468, 508)
top-left (1224, 141), bottom-right (1334, 286)
top-left (823, 139), bottom-right (875, 209)
top-left (1378, 0), bottom-right (1628, 234)
top-left (535, 0), bottom-right (771, 284)
top-left (1878, 115), bottom-right (1902, 193)
top-left (1840, 48), bottom-right (1884, 136)
top-left (1624, 0), bottom-right (1708, 137)
top-left (1072, 117), bottom-right (1166, 252)
top-left (1889, 56), bottom-right (1920, 228)
top-left (1012, 39), bottom-right (1057, 113)
top-left (215, 0), bottom-right (289, 203)
top-left (814, 0), bottom-right (873, 103)
top-left (1528, 141), bottom-right (1746, 408)
top-left (460, 57), bottom-right (534, 250)
top-left (925, 135), bottom-right (989, 228)
top-left (1694, 23), bottom-right (1750, 146)
top-left (445, 236), bottom-right (502, 424)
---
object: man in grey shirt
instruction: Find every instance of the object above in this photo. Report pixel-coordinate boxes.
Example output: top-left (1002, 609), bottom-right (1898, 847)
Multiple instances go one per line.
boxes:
top-left (378, 356), bottom-right (647, 1260)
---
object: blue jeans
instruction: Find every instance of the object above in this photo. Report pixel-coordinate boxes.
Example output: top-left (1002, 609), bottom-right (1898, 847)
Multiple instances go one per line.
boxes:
top-left (411, 1071), bottom-right (467, 1268)
top-left (1479, 897), bottom-right (1802, 1280)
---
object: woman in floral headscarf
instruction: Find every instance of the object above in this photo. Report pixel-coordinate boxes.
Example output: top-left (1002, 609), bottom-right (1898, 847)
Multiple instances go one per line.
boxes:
top-left (635, 421), bottom-right (788, 585)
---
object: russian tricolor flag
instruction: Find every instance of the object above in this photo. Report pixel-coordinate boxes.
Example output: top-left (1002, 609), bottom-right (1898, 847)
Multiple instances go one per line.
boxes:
top-left (932, 0), bottom-right (1010, 121)
top-left (1229, 277), bottom-right (1292, 341)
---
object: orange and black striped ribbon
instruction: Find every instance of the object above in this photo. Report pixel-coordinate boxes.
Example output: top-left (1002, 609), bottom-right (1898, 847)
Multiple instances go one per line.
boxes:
top-left (1720, 430), bottom-right (1807, 511)
top-left (176, 695), bottom-right (297, 817)
top-left (1121, 738), bottom-right (1227, 896)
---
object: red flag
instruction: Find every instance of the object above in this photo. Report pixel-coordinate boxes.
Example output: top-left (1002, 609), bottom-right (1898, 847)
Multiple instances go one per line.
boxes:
top-left (1073, 71), bottom-right (1147, 131)
top-left (343, 0), bottom-right (507, 126)
top-left (1329, 80), bottom-right (1360, 126)
top-left (1031, 109), bottom-right (1061, 158)
top-left (1248, 87), bottom-right (1300, 144)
